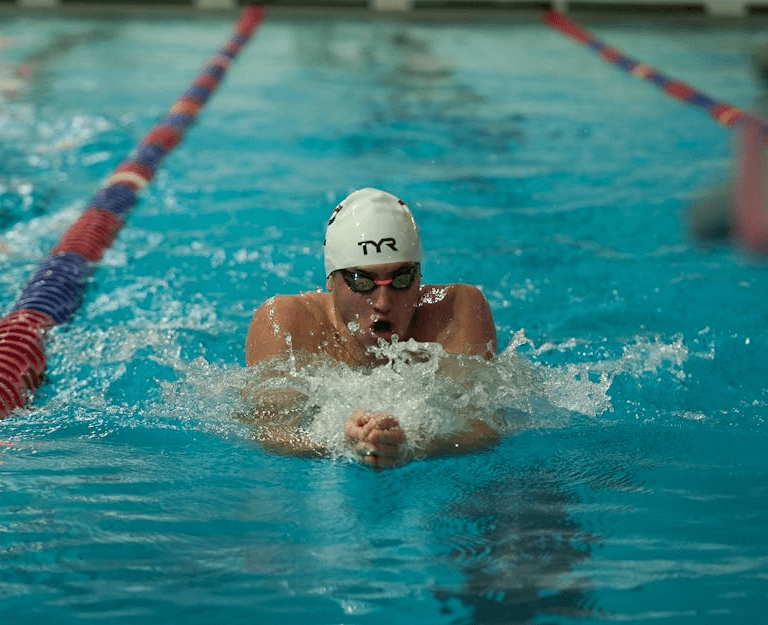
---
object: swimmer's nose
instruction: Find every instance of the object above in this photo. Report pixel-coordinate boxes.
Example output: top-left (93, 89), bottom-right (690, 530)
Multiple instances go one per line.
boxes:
top-left (370, 283), bottom-right (392, 313)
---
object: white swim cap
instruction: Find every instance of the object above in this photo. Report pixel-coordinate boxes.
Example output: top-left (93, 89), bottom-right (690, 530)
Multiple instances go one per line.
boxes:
top-left (324, 188), bottom-right (422, 276)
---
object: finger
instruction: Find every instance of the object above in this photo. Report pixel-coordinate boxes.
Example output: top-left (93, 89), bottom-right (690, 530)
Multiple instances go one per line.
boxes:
top-left (357, 443), bottom-right (399, 462)
top-left (360, 451), bottom-right (379, 468)
top-left (359, 414), bottom-right (399, 440)
top-left (368, 426), bottom-right (406, 446)
top-left (351, 409), bottom-right (372, 427)
top-left (361, 412), bottom-right (392, 438)
top-left (361, 416), bottom-right (379, 437)
top-left (367, 440), bottom-right (404, 461)
top-left (367, 453), bottom-right (402, 471)
top-left (372, 414), bottom-right (399, 430)
top-left (344, 420), bottom-right (365, 443)
top-left (355, 440), bottom-right (379, 458)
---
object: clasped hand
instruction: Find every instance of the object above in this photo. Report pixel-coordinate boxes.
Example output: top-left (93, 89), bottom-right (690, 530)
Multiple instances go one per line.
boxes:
top-left (345, 409), bottom-right (408, 470)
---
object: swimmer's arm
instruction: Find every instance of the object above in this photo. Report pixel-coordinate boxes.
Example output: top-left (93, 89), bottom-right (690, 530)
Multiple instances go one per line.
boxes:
top-left (244, 297), bottom-right (328, 455)
top-left (430, 279), bottom-right (505, 457)
top-left (256, 423), bottom-right (328, 458)
top-left (417, 419), bottom-right (500, 458)
top-left (241, 387), bottom-right (329, 458)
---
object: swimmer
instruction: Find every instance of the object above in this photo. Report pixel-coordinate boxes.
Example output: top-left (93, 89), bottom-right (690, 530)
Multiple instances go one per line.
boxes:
top-left (245, 187), bottom-right (499, 470)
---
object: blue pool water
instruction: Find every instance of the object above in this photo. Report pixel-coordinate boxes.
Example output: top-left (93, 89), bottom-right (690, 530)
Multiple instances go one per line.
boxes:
top-left (1, 10), bottom-right (767, 623)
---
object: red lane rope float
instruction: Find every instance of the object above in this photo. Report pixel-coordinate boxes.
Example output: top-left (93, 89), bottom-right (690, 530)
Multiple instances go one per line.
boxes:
top-left (0, 4), bottom-right (266, 419)
top-left (543, 10), bottom-right (751, 129)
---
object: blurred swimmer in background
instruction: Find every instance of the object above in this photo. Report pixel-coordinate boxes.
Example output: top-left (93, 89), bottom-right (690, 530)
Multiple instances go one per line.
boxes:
top-left (687, 40), bottom-right (768, 253)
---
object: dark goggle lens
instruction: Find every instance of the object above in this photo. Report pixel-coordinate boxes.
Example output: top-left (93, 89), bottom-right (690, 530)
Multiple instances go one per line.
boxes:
top-left (345, 275), bottom-right (375, 293)
top-left (341, 266), bottom-right (417, 293)
top-left (390, 271), bottom-right (415, 289)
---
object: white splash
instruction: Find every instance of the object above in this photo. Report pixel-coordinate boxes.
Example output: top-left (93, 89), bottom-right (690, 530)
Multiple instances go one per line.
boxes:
top-left (235, 339), bottom-right (543, 457)
top-left (146, 330), bottom-right (693, 458)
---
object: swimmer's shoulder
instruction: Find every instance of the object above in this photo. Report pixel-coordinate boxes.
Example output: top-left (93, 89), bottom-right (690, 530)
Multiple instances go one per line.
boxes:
top-left (415, 283), bottom-right (496, 356)
top-left (252, 291), bottom-right (330, 331)
top-left (247, 291), bottom-right (332, 364)
top-left (418, 282), bottom-right (487, 311)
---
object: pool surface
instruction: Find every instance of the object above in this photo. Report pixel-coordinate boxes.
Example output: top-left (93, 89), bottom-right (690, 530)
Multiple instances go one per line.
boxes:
top-left (1, 9), bottom-right (767, 624)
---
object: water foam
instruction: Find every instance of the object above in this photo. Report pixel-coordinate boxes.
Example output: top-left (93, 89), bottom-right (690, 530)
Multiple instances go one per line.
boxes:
top-left (228, 339), bottom-right (546, 458)
top-left (511, 329), bottom-right (692, 418)
top-left (148, 324), bottom-right (697, 462)
top-left (30, 317), bottom-right (693, 456)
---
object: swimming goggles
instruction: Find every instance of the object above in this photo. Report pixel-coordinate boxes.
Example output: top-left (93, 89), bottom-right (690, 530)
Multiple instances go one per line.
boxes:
top-left (339, 265), bottom-right (419, 294)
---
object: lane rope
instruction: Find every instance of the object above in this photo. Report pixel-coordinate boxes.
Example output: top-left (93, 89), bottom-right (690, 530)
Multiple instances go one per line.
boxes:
top-left (544, 9), bottom-right (768, 254)
top-left (543, 10), bottom-right (752, 129)
top-left (0, 4), bottom-right (265, 419)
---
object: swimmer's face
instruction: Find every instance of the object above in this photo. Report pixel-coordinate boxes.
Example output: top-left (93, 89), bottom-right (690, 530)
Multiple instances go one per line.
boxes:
top-left (328, 262), bottom-right (421, 347)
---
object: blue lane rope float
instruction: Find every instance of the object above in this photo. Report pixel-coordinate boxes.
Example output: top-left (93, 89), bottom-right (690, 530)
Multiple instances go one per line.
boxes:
top-left (0, 4), bottom-right (266, 419)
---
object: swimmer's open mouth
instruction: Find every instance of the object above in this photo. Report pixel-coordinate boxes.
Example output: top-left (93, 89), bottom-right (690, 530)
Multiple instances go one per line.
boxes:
top-left (372, 319), bottom-right (393, 334)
